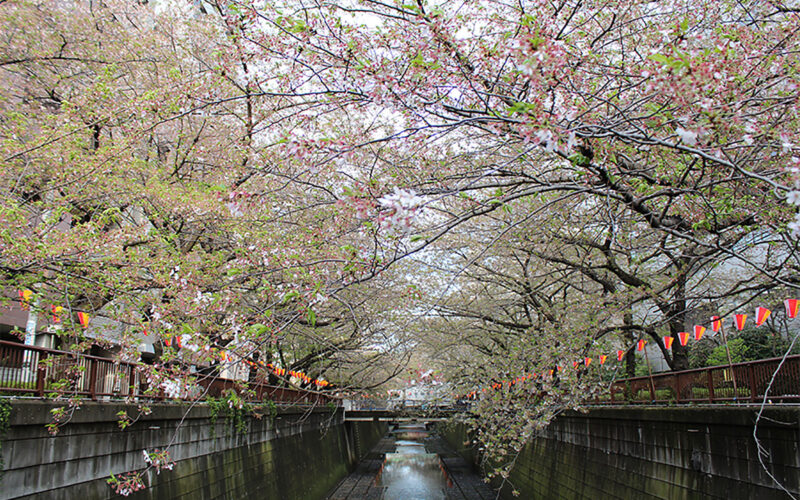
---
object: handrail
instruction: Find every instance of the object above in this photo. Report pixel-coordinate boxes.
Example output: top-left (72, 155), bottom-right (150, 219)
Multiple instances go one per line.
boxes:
top-left (606, 354), bottom-right (800, 404)
top-left (0, 340), bottom-right (336, 405)
top-left (6, 339), bottom-right (797, 408)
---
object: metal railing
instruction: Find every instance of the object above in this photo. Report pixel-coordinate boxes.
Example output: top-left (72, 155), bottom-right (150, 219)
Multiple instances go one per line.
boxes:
top-left (0, 340), bottom-right (335, 405)
top-left (606, 354), bottom-right (800, 404)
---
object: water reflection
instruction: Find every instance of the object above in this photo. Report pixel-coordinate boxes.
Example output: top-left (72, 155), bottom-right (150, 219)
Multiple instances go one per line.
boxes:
top-left (378, 423), bottom-right (448, 500)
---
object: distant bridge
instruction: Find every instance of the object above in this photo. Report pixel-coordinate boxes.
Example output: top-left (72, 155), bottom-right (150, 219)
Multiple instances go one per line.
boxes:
top-left (343, 407), bottom-right (463, 422)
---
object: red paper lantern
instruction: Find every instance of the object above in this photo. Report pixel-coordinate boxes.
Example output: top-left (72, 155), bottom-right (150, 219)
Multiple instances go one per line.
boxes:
top-left (663, 336), bottom-right (674, 350)
top-left (755, 307), bottom-right (771, 326)
top-left (735, 314), bottom-right (747, 331)
top-left (711, 316), bottom-right (722, 333)
top-left (694, 325), bottom-right (706, 341)
top-left (678, 332), bottom-right (690, 346)
top-left (76, 312), bottom-right (90, 328)
top-left (785, 299), bottom-right (799, 319)
top-left (51, 305), bottom-right (63, 323)
top-left (18, 289), bottom-right (32, 309)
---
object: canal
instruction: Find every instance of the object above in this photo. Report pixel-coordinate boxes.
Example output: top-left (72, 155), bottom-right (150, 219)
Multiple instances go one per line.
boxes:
top-left (326, 422), bottom-right (495, 500)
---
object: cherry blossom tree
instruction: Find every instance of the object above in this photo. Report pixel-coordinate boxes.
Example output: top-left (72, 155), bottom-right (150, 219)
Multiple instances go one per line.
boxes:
top-left (1, 0), bottom-right (799, 483)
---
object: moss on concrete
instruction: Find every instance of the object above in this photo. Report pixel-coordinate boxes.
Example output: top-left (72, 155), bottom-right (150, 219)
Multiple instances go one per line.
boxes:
top-left (440, 408), bottom-right (800, 500)
top-left (4, 401), bottom-right (388, 500)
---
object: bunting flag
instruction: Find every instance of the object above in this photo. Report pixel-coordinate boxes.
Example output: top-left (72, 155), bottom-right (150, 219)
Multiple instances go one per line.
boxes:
top-left (711, 316), bottom-right (722, 333)
top-left (18, 289), bottom-right (32, 309)
top-left (755, 307), bottom-right (771, 326)
top-left (735, 314), bottom-right (747, 331)
top-left (599, 355), bottom-right (607, 365)
top-left (637, 339), bottom-right (646, 351)
top-left (76, 312), bottom-right (90, 328)
top-left (585, 357), bottom-right (592, 366)
top-left (164, 336), bottom-right (172, 347)
top-left (785, 299), bottom-right (799, 319)
top-left (573, 361), bottom-right (580, 369)
top-left (678, 331), bottom-right (690, 346)
top-left (51, 305), bottom-right (63, 323)
top-left (175, 335), bottom-right (183, 348)
top-left (617, 350), bottom-right (625, 361)
top-left (693, 325), bottom-right (706, 341)
top-left (663, 336), bottom-right (674, 350)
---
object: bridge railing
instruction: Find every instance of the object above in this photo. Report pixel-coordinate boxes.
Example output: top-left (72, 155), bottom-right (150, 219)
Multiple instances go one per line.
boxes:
top-left (606, 354), bottom-right (800, 404)
top-left (0, 340), bottom-right (335, 406)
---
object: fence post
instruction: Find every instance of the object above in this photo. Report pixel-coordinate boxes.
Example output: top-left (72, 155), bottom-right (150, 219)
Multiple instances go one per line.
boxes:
top-left (36, 350), bottom-right (47, 397)
top-left (749, 364), bottom-right (757, 402)
top-left (89, 359), bottom-right (98, 401)
top-left (707, 370), bottom-right (715, 403)
top-left (128, 364), bottom-right (134, 397)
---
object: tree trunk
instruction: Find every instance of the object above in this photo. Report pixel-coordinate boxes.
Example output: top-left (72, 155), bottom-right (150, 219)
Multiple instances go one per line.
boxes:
top-left (670, 273), bottom-right (690, 371)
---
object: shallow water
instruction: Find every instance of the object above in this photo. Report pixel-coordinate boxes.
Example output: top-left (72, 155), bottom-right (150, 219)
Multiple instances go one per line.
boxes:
top-left (379, 424), bottom-right (448, 500)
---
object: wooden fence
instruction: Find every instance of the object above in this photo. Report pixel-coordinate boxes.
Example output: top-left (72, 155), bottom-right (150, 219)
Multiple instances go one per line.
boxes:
top-left (0, 340), bottom-right (335, 405)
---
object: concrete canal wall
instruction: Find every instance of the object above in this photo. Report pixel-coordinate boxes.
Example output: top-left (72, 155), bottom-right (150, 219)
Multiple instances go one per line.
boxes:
top-left (441, 407), bottom-right (800, 499)
top-left (1, 400), bottom-right (387, 500)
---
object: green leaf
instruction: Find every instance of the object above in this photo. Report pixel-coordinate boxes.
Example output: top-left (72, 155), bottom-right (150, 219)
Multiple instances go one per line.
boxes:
top-left (307, 309), bottom-right (316, 327)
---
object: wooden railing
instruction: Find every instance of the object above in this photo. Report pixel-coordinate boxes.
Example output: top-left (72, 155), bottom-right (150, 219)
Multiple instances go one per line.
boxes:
top-left (7, 339), bottom-right (796, 408)
top-left (0, 340), bottom-right (335, 405)
top-left (607, 354), bottom-right (800, 404)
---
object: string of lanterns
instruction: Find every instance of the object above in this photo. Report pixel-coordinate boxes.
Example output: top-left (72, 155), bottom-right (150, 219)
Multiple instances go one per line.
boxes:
top-left (460, 299), bottom-right (798, 400)
top-left (17, 290), bottom-right (331, 389)
top-left (162, 335), bottom-right (332, 388)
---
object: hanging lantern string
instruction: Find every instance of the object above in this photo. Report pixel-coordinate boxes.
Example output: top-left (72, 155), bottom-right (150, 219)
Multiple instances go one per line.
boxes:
top-left (456, 300), bottom-right (794, 400)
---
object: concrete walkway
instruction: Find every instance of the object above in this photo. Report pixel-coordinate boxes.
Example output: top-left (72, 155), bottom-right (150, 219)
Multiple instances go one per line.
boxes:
top-left (325, 430), bottom-right (496, 500)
